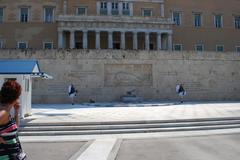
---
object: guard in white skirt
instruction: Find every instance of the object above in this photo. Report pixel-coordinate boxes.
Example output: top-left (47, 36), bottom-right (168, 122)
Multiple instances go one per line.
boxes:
top-left (176, 84), bottom-right (186, 103)
top-left (68, 84), bottom-right (77, 105)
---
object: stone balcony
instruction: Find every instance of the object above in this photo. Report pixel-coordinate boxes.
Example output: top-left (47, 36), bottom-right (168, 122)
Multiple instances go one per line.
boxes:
top-left (57, 15), bottom-right (173, 30)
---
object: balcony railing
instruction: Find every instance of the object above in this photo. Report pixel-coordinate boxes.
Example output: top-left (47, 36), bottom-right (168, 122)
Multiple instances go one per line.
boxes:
top-left (111, 9), bottom-right (119, 15)
top-left (122, 10), bottom-right (130, 16)
top-left (57, 15), bottom-right (173, 25)
top-left (100, 9), bottom-right (107, 15)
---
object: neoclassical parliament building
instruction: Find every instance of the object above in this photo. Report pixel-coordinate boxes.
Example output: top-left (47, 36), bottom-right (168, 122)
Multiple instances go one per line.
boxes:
top-left (0, 0), bottom-right (239, 52)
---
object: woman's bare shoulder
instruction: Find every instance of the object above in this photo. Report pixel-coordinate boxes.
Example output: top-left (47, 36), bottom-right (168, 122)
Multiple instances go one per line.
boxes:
top-left (0, 110), bottom-right (10, 125)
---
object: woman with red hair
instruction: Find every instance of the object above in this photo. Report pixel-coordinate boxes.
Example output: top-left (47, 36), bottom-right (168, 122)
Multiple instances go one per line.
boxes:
top-left (0, 80), bottom-right (26, 160)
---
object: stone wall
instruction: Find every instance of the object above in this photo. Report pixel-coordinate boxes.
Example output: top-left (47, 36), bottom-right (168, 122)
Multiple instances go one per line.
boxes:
top-left (0, 49), bottom-right (240, 103)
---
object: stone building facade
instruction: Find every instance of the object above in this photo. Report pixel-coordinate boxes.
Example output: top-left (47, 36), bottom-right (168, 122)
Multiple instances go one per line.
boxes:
top-left (0, 0), bottom-right (239, 52)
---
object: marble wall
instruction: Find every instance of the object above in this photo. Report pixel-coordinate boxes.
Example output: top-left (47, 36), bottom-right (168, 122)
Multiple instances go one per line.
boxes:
top-left (0, 49), bottom-right (239, 103)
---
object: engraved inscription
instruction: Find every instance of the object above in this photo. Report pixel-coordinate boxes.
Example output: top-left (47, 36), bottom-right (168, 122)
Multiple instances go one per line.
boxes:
top-left (184, 82), bottom-right (208, 92)
top-left (47, 83), bottom-right (67, 94)
top-left (158, 71), bottom-right (178, 76)
top-left (68, 70), bottom-right (97, 80)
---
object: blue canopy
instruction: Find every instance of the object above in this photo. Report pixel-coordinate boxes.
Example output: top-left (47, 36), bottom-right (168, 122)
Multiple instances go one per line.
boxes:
top-left (0, 60), bottom-right (52, 79)
top-left (0, 60), bottom-right (40, 74)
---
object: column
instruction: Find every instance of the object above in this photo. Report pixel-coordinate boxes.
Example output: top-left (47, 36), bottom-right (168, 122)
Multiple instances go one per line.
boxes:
top-left (107, 2), bottom-right (111, 15)
top-left (129, 3), bottom-right (133, 16)
top-left (120, 31), bottom-right (125, 49)
top-left (145, 32), bottom-right (150, 50)
top-left (133, 31), bottom-right (138, 50)
top-left (63, 0), bottom-right (67, 14)
top-left (160, 3), bottom-right (164, 17)
top-left (58, 30), bottom-right (63, 49)
top-left (96, 1), bottom-right (100, 15)
top-left (157, 32), bottom-right (162, 50)
top-left (119, 2), bottom-right (123, 16)
top-left (168, 33), bottom-right (173, 51)
top-left (83, 30), bottom-right (88, 49)
top-left (70, 30), bottom-right (75, 49)
top-left (108, 31), bottom-right (113, 49)
top-left (95, 31), bottom-right (100, 49)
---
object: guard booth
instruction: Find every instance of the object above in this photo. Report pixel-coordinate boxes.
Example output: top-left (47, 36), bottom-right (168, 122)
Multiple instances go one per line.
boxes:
top-left (0, 60), bottom-right (52, 118)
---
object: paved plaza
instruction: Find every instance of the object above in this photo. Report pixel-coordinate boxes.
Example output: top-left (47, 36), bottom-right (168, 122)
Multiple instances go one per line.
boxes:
top-left (115, 134), bottom-right (240, 160)
top-left (22, 141), bottom-right (87, 160)
top-left (19, 102), bottom-right (240, 160)
top-left (24, 101), bottom-right (240, 124)
top-left (21, 133), bottom-right (240, 160)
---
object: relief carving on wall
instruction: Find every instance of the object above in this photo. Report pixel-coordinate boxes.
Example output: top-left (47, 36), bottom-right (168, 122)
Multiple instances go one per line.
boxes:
top-left (104, 64), bottom-right (153, 86)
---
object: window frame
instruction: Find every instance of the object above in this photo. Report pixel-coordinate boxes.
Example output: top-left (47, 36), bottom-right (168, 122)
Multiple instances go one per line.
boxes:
top-left (44, 7), bottom-right (55, 23)
top-left (76, 6), bottom-right (87, 15)
top-left (0, 7), bottom-right (4, 23)
top-left (142, 8), bottom-right (153, 17)
top-left (236, 46), bottom-right (240, 53)
top-left (0, 40), bottom-right (4, 49)
top-left (17, 41), bottom-right (28, 49)
top-left (100, 1), bottom-right (107, 15)
top-left (111, 2), bottom-right (119, 15)
top-left (100, 1), bottom-right (107, 9)
top-left (193, 13), bottom-right (202, 27)
top-left (122, 2), bottom-right (129, 10)
top-left (43, 41), bottom-right (53, 49)
top-left (214, 14), bottom-right (223, 28)
top-left (19, 7), bottom-right (29, 23)
top-left (195, 44), bottom-right (204, 52)
top-left (234, 15), bottom-right (240, 29)
top-left (122, 2), bottom-right (130, 16)
top-left (172, 11), bottom-right (181, 26)
top-left (216, 45), bottom-right (224, 52)
top-left (173, 44), bottom-right (183, 51)
top-left (112, 2), bottom-right (118, 10)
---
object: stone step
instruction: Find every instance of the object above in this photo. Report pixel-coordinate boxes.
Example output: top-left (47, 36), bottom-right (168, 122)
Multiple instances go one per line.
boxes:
top-left (19, 118), bottom-right (240, 136)
top-left (20, 119), bottom-right (240, 132)
top-left (20, 117), bottom-right (240, 126)
top-left (19, 124), bottom-right (240, 136)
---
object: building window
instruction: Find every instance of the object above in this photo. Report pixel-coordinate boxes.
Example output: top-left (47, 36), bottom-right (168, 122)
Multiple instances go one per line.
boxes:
top-left (0, 40), bottom-right (3, 48)
top-left (216, 45), bottom-right (224, 52)
top-left (111, 2), bottom-right (119, 15)
top-left (44, 7), bottom-right (54, 23)
top-left (122, 2), bottom-right (129, 16)
top-left (173, 12), bottom-right (181, 26)
top-left (100, 2), bottom-right (107, 15)
top-left (174, 44), bottom-right (183, 51)
top-left (77, 7), bottom-right (87, 15)
top-left (236, 46), bottom-right (240, 53)
top-left (195, 44), bottom-right (204, 52)
top-left (43, 42), bottom-right (53, 49)
top-left (234, 16), bottom-right (240, 29)
top-left (214, 15), bottom-right (223, 28)
top-left (194, 13), bottom-right (202, 27)
top-left (18, 42), bottom-right (28, 49)
top-left (0, 8), bottom-right (4, 23)
top-left (142, 9), bottom-right (152, 17)
top-left (20, 7), bottom-right (29, 22)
